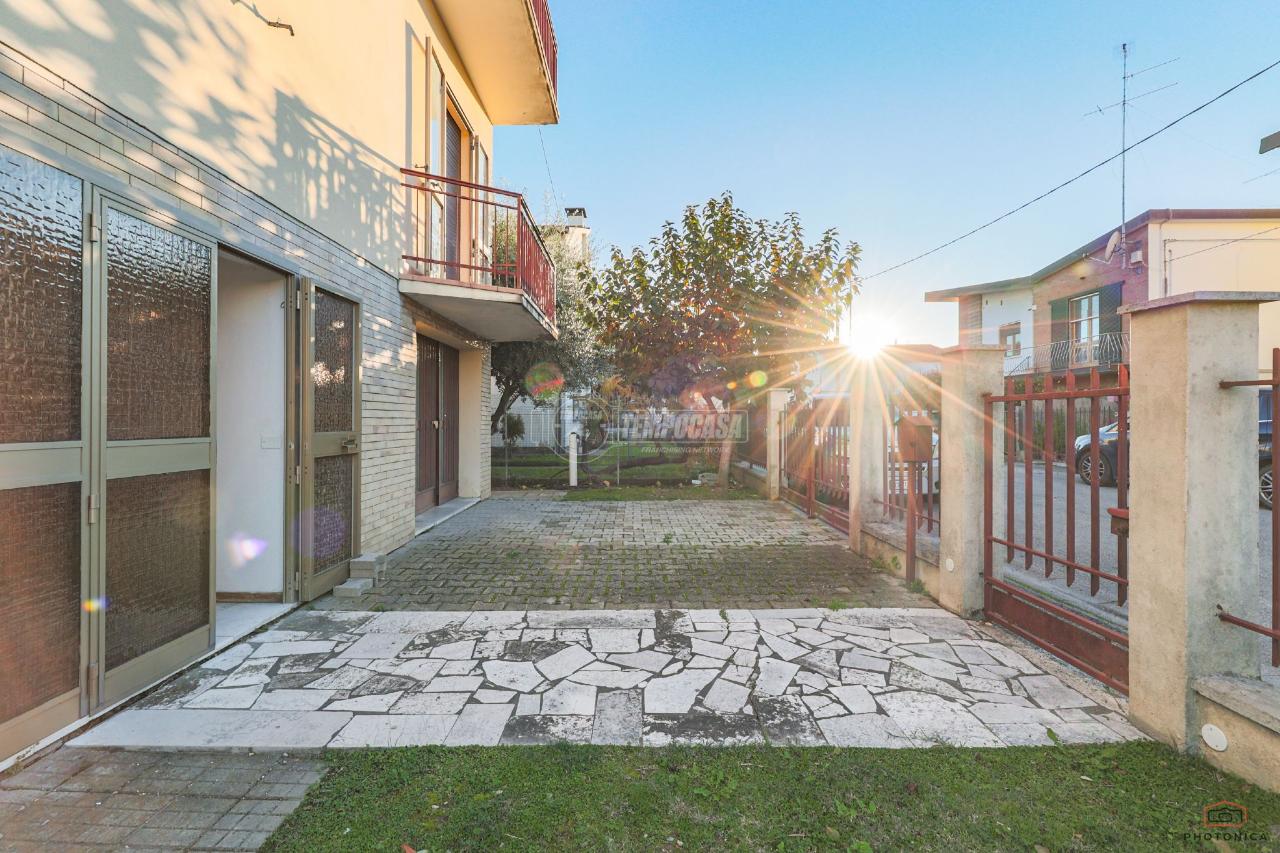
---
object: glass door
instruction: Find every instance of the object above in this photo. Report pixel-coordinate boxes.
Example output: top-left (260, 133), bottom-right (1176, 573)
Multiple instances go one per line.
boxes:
top-left (94, 195), bottom-right (217, 707)
top-left (0, 146), bottom-right (91, 758)
top-left (299, 280), bottom-right (361, 600)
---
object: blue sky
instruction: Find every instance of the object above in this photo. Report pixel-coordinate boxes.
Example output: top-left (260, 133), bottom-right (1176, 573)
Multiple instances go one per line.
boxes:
top-left (495, 1), bottom-right (1280, 346)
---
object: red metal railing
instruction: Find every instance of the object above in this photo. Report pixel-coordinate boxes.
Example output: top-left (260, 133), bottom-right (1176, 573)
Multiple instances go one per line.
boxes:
top-left (1218, 347), bottom-right (1280, 667)
top-left (879, 407), bottom-right (941, 534)
top-left (530, 0), bottom-right (558, 97)
top-left (781, 396), bottom-right (851, 533)
top-left (401, 168), bottom-right (556, 326)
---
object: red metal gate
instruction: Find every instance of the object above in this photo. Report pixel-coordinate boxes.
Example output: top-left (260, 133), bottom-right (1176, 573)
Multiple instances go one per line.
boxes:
top-left (983, 368), bottom-right (1130, 693)
top-left (781, 396), bottom-right (851, 532)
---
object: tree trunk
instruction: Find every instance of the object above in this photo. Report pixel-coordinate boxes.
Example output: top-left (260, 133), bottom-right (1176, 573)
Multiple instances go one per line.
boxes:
top-left (490, 385), bottom-right (520, 432)
top-left (701, 391), bottom-right (735, 495)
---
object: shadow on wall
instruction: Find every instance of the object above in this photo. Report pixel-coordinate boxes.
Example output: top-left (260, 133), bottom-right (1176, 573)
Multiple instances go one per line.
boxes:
top-left (0, 0), bottom-right (410, 276)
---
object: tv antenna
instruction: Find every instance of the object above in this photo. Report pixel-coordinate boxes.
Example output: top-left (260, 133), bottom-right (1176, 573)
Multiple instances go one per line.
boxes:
top-left (1087, 48), bottom-right (1179, 266)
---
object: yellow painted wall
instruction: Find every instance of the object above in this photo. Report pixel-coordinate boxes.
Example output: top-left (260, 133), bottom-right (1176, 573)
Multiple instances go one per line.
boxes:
top-left (0, 0), bottom-right (494, 276)
top-left (1149, 219), bottom-right (1280, 372)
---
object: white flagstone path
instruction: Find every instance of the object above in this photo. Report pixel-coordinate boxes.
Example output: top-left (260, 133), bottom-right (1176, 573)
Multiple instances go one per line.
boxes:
top-left (73, 607), bottom-right (1144, 750)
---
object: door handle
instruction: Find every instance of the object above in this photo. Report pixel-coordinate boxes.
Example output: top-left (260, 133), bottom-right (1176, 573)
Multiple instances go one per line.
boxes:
top-left (432, 419), bottom-right (440, 430)
top-left (342, 437), bottom-right (358, 451)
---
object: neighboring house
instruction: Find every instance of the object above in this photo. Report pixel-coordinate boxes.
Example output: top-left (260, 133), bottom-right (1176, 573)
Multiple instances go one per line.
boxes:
top-left (0, 1), bottom-right (558, 764)
top-left (925, 210), bottom-right (1280, 375)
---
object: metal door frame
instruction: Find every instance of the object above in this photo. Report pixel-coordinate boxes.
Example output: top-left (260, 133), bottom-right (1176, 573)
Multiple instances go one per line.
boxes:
top-left (298, 279), bottom-right (362, 601)
top-left (91, 190), bottom-right (218, 707)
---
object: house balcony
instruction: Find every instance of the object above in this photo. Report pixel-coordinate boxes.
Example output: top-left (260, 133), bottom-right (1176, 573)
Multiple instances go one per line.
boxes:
top-left (433, 0), bottom-right (558, 125)
top-left (1006, 332), bottom-right (1129, 375)
top-left (400, 168), bottom-right (556, 342)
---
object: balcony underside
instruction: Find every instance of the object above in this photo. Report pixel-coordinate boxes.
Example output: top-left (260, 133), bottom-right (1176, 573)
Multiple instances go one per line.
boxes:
top-left (434, 0), bottom-right (557, 125)
top-left (400, 276), bottom-right (556, 342)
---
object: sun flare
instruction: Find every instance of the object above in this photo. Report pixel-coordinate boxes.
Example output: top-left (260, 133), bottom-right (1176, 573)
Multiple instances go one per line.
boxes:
top-left (842, 314), bottom-right (897, 360)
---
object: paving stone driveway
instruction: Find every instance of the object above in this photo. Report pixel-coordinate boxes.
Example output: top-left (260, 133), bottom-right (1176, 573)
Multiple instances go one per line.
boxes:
top-left (72, 606), bottom-right (1141, 751)
top-left (0, 750), bottom-right (321, 851)
top-left (320, 496), bottom-right (927, 611)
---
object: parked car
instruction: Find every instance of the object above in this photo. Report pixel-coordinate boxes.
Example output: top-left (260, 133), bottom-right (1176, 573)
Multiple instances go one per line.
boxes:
top-left (1075, 421), bottom-right (1274, 509)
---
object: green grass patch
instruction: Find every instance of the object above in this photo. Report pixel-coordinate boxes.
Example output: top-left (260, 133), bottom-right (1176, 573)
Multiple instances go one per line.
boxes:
top-left (262, 742), bottom-right (1280, 852)
top-left (562, 484), bottom-right (761, 501)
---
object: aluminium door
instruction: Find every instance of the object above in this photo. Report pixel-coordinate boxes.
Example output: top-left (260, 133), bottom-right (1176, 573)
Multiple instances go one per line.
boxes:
top-left (0, 145), bottom-right (91, 758)
top-left (94, 194), bottom-right (217, 707)
top-left (416, 335), bottom-right (439, 512)
top-left (299, 279), bottom-right (360, 600)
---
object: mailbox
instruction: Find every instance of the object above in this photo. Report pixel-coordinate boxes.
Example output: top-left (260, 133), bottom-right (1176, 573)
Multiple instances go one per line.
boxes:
top-left (897, 414), bottom-right (934, 464)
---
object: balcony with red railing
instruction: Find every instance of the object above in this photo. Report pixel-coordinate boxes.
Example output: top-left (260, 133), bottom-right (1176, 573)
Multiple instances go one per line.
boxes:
top-left (399, 168), bottom-right (556, 342)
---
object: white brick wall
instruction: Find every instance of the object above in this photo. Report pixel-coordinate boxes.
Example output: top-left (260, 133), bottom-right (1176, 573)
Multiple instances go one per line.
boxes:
top-left (0, 42), bottom-right (491, 557)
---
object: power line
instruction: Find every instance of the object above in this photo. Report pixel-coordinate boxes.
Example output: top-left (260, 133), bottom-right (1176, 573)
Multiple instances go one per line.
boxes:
top-left (1244, 165), bottom-right (1280, 184)
top-left (861, 55), bottom-right (1280, 281)
top-left (536, 127), bottom-right (560, 207)
top-left (1168, 223), bottom-right (1280, 263)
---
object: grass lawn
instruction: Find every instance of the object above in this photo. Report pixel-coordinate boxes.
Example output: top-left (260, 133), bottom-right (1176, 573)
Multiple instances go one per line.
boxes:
top-left (261, 742), bottom-right (1280, 852)
top-left (563, 484), bottom-right (762, 501)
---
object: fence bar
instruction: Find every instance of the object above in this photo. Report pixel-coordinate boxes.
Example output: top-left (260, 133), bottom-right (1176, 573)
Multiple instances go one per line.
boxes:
top-left (983, 396), bottom-right (995, 611)
top-left (1044, 394), bottom-right (1054, 578)
top-left (1005, 378), bottom-right (1015, 563)
top-left (1089, 368), bottom-right (1101, 597)
top-left (1115, 365), bottom-right (1129, 606)
top-left (1023, 390), bottom-right (1033, 570)
top-left (1064, 371), bottom-right (1077, 586)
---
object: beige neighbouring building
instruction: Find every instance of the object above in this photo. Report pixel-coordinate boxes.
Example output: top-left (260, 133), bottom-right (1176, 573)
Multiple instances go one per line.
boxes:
top-left (0, 0), bottom-right (560, 765)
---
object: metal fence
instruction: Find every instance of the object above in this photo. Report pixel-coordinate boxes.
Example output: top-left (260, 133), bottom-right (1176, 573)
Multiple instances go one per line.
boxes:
top-left (493, 395), bottom-right (737, 489)
top-left (780, 395), bottom-right (852, 532)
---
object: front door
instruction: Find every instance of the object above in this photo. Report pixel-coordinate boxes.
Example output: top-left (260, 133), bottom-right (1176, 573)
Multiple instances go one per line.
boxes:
top-left (416, 335), bottom-right (439, 512)
top-left (95, 196), bottom-right (217, 706)
top-left (414, 335), bottom-right (459, 509)
top-left (1, 145), bottom-right (219, 753)
top-left (299, 280), bottom-right (361, 601)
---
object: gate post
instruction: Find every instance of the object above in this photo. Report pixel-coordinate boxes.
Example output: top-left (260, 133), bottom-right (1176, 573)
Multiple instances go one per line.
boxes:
top-left (765, 388), bottom-right (789, 500)
top-left (848, 363), bottom-right (886, 551)
top-left (938, 345), bottom-right (1005, 616)
top-left (1124, 292), bottom-right (1275, 754)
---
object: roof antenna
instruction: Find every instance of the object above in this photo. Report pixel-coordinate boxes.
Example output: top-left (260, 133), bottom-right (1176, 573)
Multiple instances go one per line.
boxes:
top-left (1119, 43), bottom-right (1128, 265)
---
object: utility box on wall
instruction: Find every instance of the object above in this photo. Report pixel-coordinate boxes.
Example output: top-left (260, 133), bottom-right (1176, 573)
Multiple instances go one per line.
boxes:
top-left (897, 414), bottom-right (934, 463)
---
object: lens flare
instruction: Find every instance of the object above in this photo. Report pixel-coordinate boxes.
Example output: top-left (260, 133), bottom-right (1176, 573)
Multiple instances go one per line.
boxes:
top-left (82, 597), bottom-right (108, 613)
top-left (747, 370), bottom-right (768, 388)
top-left (227, 533), bottom-right (269, 567)
top-left (525, 361), bottom-right (565, 400)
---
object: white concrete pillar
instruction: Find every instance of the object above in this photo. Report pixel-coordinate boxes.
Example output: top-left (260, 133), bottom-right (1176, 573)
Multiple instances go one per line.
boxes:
top-left (765, 388), bottom-right (790, 500)
top-left (848, 362), bottom-right (886, 550)
top-left (1125, 292), bottom-right (1277, 749)
top-left (937, 345), bottom-right (1005, 617)
top-left (457, 347), bottom-right (486, 499)
top-left (568, 432), bottom-right (579, 487)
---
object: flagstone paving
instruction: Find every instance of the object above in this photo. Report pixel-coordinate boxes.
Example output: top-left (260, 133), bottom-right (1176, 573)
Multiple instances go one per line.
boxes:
top-left (315, 497), bottom-right (926, 611)
top-left (71, 607), bottom-right (1143, 751)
